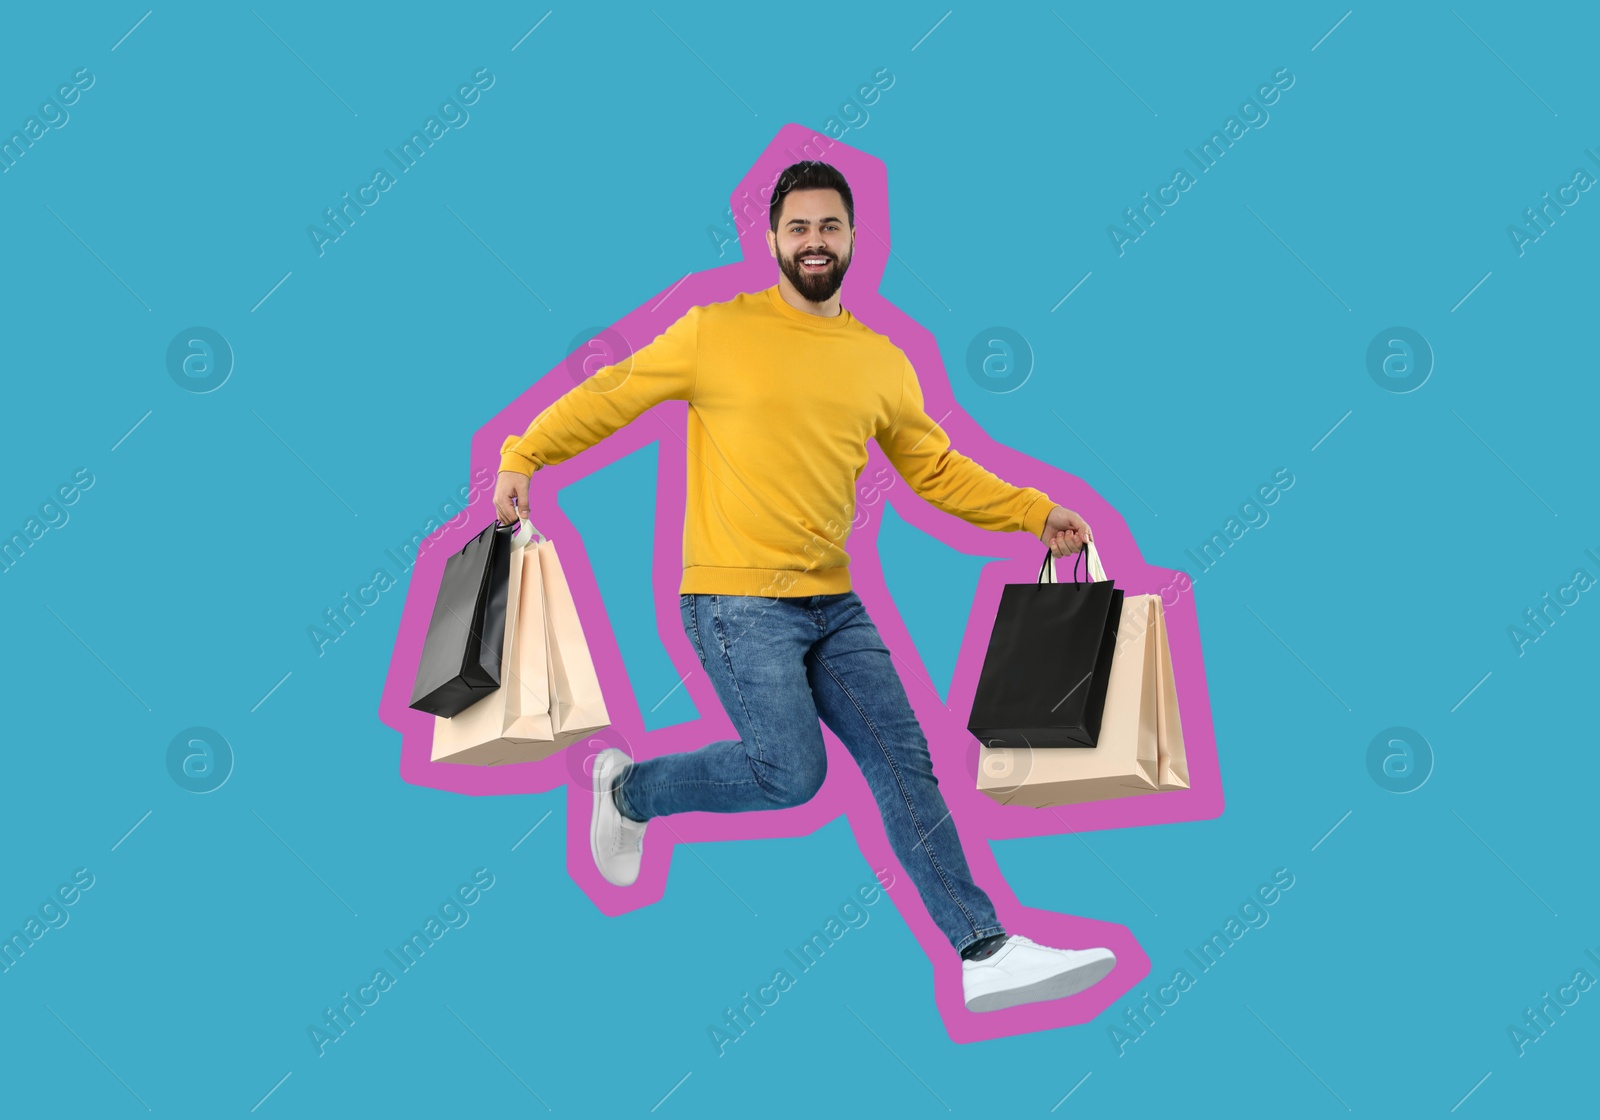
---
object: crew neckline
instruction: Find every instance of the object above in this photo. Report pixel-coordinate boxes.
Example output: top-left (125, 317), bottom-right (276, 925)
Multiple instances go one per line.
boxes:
top-left (765, 284), bottom-right (853, 329)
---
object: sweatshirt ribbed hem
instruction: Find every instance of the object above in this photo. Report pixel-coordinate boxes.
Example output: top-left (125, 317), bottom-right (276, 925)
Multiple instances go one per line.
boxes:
top-left (679, 564), bottom-right (853, 597)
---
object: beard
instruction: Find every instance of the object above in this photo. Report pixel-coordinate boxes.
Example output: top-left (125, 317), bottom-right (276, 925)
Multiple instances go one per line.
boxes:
top-left (778, 244), bottom-right (851, 303)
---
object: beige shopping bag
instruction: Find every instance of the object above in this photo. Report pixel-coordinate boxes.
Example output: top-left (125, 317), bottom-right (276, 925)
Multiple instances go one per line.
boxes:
top-left (536, 538), bottom-right (611, 752)
top-left (431, 520), bottom-right (556, 765)
top-left (978, 583), bottom-right (1188, 808)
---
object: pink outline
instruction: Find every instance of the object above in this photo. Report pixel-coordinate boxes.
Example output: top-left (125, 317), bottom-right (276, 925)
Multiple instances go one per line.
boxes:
top-left (378, 125), bottom-right (1222, 1043)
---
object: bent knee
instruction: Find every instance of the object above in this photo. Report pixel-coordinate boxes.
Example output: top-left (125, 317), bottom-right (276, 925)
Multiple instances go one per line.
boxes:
top-left (754, 755), bottom-right (828, 809)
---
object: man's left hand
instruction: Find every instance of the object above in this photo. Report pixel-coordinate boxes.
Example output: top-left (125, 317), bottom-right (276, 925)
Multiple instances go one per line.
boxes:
top-left (1041, 504), bottom-right (1093, 557)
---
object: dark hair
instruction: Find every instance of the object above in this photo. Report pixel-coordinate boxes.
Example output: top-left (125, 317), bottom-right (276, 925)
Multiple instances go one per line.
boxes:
top-left (769, 161), bottom-right (854, 233)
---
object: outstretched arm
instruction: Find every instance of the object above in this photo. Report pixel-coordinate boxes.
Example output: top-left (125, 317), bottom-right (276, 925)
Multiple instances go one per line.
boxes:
top-left (876, 355), bottom-right (1057, 538)
top-left (495, 307), bottom-right (700, 523)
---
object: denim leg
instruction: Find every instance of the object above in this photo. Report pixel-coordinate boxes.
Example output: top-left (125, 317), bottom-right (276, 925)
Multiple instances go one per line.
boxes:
top-left (805, 592), bottom-right (1004, 956)
top-left (616, 594), bottom-right (830, 821)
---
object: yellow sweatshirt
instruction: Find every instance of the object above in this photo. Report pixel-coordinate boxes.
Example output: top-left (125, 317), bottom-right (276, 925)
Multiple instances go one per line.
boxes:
top-left (500, 285), bottom-right (1056, 597)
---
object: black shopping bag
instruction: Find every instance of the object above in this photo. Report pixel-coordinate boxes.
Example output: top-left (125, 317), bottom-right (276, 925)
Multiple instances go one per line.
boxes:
top-left (409, 520), bottom-right (516, 718)
top-left (967, 544), bottom-right (1123, 749)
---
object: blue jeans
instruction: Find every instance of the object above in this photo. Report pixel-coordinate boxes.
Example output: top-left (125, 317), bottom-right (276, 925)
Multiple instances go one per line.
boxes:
top-left (614, 590), bottom-right (1005, 957)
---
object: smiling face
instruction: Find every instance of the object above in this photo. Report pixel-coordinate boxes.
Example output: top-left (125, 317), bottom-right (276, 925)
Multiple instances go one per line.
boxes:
top-left (767, 188), bottom-right (855, 305)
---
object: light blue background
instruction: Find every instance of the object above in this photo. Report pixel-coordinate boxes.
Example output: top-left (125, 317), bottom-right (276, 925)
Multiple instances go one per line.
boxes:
top-left (1, 3), bottom-right (1593, 1115)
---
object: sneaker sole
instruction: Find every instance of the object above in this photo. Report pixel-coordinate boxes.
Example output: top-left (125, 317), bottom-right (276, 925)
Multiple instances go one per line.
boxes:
top-left (965, 953), bottom-right (1117, 1013)
top-left (589, 754), bottom-right (616, 883)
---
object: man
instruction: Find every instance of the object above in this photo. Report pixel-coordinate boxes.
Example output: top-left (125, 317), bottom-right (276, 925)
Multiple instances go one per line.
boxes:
top-left (493, 161), bottom-right (1115, 1013)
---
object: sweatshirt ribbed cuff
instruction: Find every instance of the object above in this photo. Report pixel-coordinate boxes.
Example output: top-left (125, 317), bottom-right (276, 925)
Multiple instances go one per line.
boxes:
top-left (499, 449), bottom-right (538, 476)
top-left (1022, 493), bottom-right (1055, 539)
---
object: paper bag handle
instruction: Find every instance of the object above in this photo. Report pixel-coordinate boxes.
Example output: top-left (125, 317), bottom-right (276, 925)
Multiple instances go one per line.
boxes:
top-left (1037, 539), bottom-right (1108, 585)
top-left (512, 516), bottom-right (545, 546)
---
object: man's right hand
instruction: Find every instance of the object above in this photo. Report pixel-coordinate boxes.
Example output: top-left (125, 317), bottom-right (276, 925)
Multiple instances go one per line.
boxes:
top-left (494, 470), bottom-right (531, 525)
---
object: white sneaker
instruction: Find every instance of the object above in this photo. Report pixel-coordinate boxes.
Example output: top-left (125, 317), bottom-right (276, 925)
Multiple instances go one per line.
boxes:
top-left (962, 935), bottom-right (1116, 1012)
top-left (591, 748), bottom-right (647, 886)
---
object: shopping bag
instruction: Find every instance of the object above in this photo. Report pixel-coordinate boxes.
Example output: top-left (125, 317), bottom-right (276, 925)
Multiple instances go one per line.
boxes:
top-left (537, 537), bottom-right (611, 751)
top-left (977, 548), bottom-right (1189, 807)
top-left (968, 542), bottom-right (1123, 749)
top-left (431, 519), bottom-right (557, 765)
top-left (410, 520), bottom-right (516, 718)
